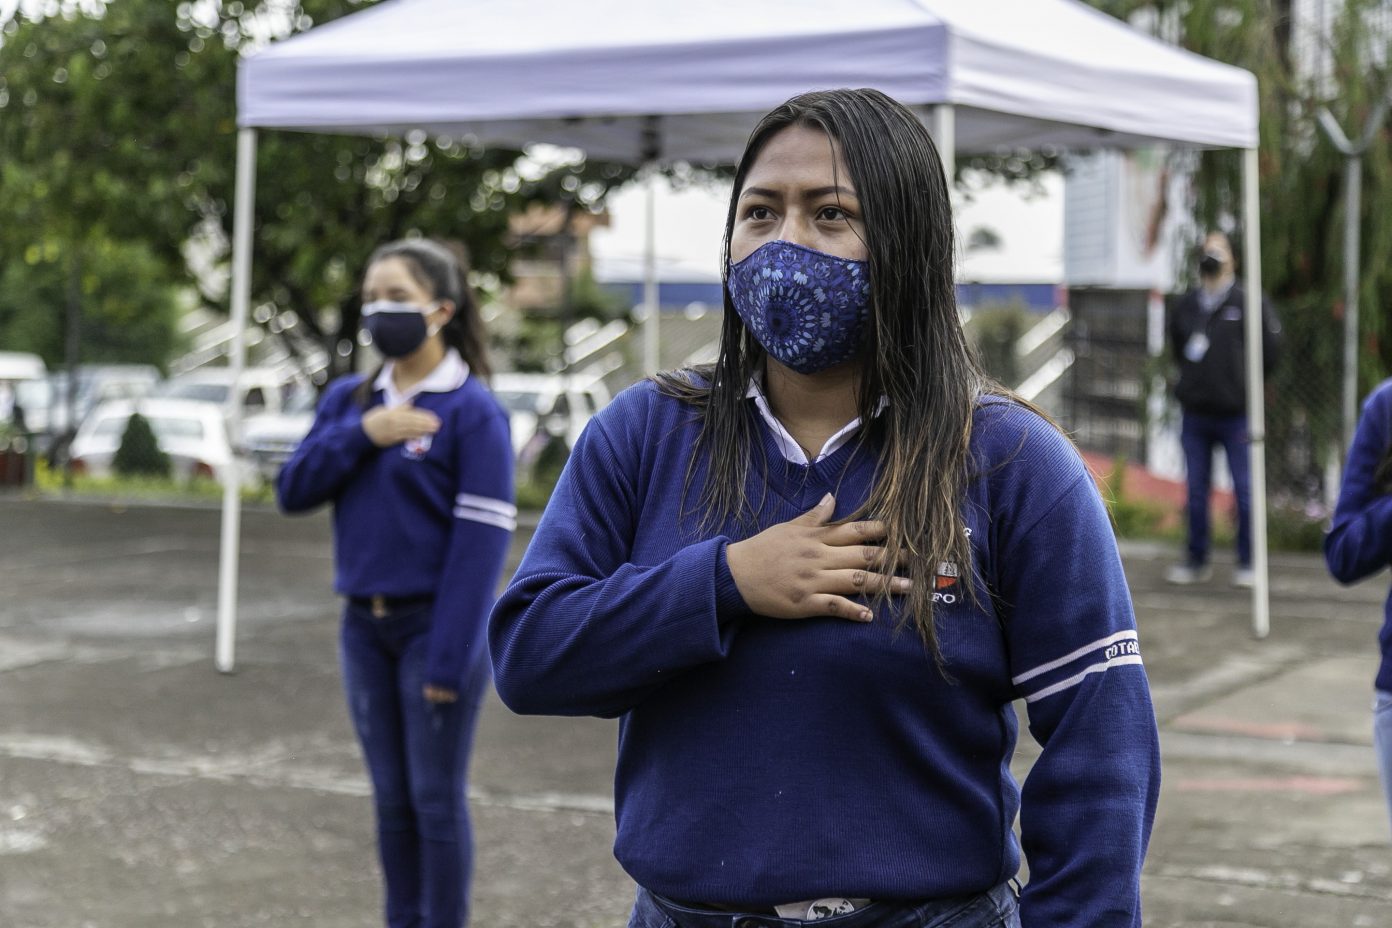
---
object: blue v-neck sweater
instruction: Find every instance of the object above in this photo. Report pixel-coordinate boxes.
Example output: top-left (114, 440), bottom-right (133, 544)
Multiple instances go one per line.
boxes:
top-left (490, 381), bottom-right (1160, 927)
top-left (1326, 377), bottom-right (1392, 693)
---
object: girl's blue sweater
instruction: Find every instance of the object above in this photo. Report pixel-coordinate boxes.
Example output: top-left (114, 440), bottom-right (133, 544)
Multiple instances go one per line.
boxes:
top-left (490, 380), bottom-right (1160, 927)
top-left (278, 372), bottom-right (514, 692)
top-left (1326, 377), bottom-right (1392, 693)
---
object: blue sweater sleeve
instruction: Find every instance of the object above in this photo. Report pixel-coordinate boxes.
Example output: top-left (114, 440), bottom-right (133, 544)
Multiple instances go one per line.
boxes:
top-left (276, 377), bottom-right (377, 513)
top-left (425, 406), bottom-right (515, 691)
top-left (987, 416), bottom-right (1160, 928)
top-left (489, 396), bottom-right (747, 719)
top-left (1326, 381), bottom-right (1392, 584)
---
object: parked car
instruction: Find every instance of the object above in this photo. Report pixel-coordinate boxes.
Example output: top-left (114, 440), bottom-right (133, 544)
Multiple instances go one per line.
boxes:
top-left (68, 398), bottom-right (255, 486)
top-left (22, 364), bottom-right (162, 458)
top-left (240, 386), bottom-right (318, 484)
top-left (491, 373), bottom-right (611, 474)
top-left (157, 366), bottom-right (306, 438)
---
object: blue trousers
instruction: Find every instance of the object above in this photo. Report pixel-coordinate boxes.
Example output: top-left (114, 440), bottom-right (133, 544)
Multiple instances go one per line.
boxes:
top-left (1180, 412), bottom-right (1252, 568)
top-left (1376, 690), bottom-right (1392, 842)
top-left (628, 882), bottom-right (1020, 928)
top-left (341, 601), bottom-right (488, 928)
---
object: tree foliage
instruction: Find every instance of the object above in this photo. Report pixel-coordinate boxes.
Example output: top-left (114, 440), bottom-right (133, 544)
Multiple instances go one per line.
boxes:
top-left (1086, 0), bottom-right (1392, 497)
top-left (0, 0), bottom-right (634, 380)
top-left (112, 411), bottom-right (170, 478)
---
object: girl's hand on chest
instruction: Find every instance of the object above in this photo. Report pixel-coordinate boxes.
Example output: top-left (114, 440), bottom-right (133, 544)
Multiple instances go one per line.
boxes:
top-left (362, 403), bottom-right (441, 448)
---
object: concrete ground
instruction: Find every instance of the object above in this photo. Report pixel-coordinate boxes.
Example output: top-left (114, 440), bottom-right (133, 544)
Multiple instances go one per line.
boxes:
top-left (0, 495), bottom-right (1388, 927)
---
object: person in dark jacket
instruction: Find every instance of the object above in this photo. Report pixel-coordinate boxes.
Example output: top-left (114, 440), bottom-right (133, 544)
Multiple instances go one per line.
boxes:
top-left (1165, 230), bottom-right (1280, 588)
top-left (1325, 377), bottom-right (1392, 839)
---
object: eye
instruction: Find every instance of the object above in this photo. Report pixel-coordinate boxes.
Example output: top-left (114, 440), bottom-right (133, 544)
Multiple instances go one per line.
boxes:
top-left (817, 205), bottom-right (851, 223)
top-left (743, 205), bottom-right (774, 222)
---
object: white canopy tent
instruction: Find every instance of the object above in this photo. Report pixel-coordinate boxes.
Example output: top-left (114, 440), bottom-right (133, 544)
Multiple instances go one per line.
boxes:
top-left (221, 0), bottom-right (1267, 671)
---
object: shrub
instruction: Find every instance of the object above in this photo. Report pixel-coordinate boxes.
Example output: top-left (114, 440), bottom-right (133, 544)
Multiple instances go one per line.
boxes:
top-left (113, 412), bottom-right (170, 478)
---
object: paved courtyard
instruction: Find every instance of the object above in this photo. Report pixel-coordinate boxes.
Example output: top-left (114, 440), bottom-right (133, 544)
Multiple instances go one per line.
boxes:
top-left (0, 496), bottom-right (1388, 927)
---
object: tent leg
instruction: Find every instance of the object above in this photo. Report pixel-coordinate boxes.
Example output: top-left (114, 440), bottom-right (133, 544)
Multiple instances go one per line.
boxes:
top-left (1242, 146), bottom-right (1270, 640)
top-left (932, 104), bottom-right (956, 185)
top-left (216, 128), bottom-right (257, 674)
top-left (641, 169), bottom-right (660, 374)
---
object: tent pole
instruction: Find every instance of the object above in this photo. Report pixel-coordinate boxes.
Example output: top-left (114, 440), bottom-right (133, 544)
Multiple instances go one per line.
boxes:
top-left (1241, 146), bottom-right (1269, 640)
top-left (639, 115), bottom-right (661, 374)
top-left (216, 127), bottom-right (257, 673)
top-left (642, 169), bottom-right (659, 373)
top-left (1316, 101), bottom-right (1387, 457)
top-left (933, 104), bottom-right (956, 185)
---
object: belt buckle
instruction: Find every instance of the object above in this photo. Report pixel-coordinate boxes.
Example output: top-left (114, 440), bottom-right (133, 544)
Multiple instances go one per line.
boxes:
top-left (370, 594), bottom-right (389, 619)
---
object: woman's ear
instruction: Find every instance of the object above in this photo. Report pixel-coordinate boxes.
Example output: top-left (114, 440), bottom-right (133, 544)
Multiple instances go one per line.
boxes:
top-left (430, 300), bottom-right (456, 327)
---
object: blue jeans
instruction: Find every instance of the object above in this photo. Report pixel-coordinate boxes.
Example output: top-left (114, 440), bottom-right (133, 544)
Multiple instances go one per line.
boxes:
top-left (1375, 690), bottom-right (1392, 841)
top-left (341, 601), bottom-right (488, 928)
top-left (628, 882), bottom-right (1020, 928)
top-left (1180, 412), bottom-right (1252, 567)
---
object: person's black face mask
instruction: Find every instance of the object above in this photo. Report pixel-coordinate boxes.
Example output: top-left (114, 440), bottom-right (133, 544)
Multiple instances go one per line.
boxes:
top-left (1198, 253), bottom-right (1224, 277)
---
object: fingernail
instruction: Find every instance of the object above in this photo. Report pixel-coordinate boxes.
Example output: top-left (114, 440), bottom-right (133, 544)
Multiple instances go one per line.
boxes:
top-left (821, 493), bottom-right (835, 507)
top-left (859, 609), bottom-right (873, 622)
top-left (894, 578), bottom-right (912, 593)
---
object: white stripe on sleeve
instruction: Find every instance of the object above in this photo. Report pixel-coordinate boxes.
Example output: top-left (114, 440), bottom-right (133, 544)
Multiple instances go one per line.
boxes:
top-left (1022, 655), bottom-right (1145, 703)
top-left (1011, 630), bottom-right (1139, 686)
top-left (453, 505), bottom-right (517, 531)
top-left (455, 493), bottom-right (518, 519)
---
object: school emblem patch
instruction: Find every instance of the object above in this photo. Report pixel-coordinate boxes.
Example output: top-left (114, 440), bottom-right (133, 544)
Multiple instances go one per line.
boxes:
top-left (402, 435), bottom-right (433, 459)
top-left (933, 560), bottom-right (960, 604)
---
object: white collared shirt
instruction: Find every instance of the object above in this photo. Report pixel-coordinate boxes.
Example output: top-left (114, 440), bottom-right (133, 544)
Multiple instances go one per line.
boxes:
top-left (745, 376), bottom-right (886, 466)
top-left (374, 349), bottom-right (470, 408)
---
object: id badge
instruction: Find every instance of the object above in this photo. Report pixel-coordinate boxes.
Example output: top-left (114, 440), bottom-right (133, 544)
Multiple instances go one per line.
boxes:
top-left (1184, 332), bottom-right (1210, 362)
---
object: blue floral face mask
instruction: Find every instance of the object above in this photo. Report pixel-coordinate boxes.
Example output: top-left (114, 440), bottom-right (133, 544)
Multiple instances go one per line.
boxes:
top-left (727, 241), bottom-right (871, 374)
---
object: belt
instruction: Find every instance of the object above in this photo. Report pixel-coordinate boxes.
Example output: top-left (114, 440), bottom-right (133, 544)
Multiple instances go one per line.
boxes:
top-left (678, 898), bottom-right (870, 918)
top-left (348, 593), bottom-right (434, 618)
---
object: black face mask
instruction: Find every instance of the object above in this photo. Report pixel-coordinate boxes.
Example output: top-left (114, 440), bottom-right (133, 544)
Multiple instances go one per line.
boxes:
top-left (1198, 253), bottom-right (1224, 277)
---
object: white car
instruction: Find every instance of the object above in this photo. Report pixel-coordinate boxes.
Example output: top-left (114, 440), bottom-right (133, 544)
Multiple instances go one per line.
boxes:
top-left (69, 398), bottom-right (255, 486)
top-left (240, 387), bottom-right (318, 484)
top-left (157, 367), bottom-right (307, 439)
top-left (490, 373), bottom-right (611, 472)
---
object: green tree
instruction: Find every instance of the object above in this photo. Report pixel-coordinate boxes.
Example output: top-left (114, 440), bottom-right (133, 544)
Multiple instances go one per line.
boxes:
top-left (112, 411), bottom-right (170, 478)
top-left (0, 237), bottom-right (182, 368)
top-left (0, 1), bottom-right (633, 380)
top-left (1085, 0), bottom-right (1392, 499)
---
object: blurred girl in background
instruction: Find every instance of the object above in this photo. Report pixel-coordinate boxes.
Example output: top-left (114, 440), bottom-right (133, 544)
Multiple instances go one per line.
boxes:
top-left (278, 238), bottom-right (513, 927)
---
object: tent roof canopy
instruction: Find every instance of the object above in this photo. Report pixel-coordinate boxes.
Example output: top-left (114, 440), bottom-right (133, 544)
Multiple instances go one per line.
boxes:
top-left (238, 0), bottom-right (1258, 162)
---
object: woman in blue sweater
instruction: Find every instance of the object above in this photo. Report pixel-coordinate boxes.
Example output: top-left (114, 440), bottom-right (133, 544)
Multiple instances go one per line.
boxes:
top-left (491, 90), bottom-right (1159, 927)
top-left (278, 239), bottom-right (514, 928)
top-left (1325, 377), bottom-right (1392, 837)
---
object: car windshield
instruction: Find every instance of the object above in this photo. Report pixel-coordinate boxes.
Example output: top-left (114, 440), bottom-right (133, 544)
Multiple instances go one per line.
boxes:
top-left (148, 416), bottom-right (205, 442)
top-left (283, 388), bottom-right (317, 414)
top-left (91, 417), bottom-right (128, 439)
top-left (91, 414), bottom-right (206, 442)
top-left (162, 382), bottom-right (229, 404)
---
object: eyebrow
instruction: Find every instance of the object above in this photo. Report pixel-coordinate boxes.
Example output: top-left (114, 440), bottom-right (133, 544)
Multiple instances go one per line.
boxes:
top-left (740, 185), bottom-right (858, 200)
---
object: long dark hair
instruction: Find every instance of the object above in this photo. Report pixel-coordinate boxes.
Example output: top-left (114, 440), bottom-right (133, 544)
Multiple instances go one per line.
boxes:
top-left (353, 238), bottom-right (491, 407)
top-left (655, 88), bottom-right (1011, 661)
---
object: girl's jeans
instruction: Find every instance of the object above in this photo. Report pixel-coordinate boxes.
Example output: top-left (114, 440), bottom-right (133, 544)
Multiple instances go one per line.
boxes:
top-left (341, 600), bottom-right (488, 928)
top-left (628, 881), bottom-right (1021, 928)
top-left (1375, 689), bottom-right (1392, 841)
